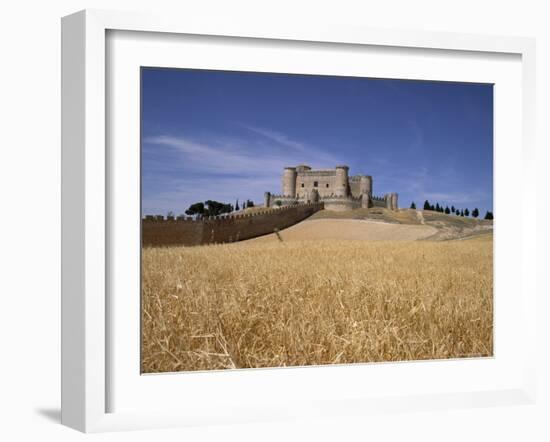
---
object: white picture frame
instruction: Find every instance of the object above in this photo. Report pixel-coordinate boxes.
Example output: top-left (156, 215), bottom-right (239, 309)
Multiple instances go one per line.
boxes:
top-left (61, 9), bottom-right (537, 433)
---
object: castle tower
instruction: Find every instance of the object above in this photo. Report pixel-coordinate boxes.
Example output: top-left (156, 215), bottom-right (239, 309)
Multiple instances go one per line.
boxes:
top-left (391, 193), bottom-right (399, 210)
top-left (385, 193), bottom-right (392, 210)
top-left (360, 175), bottom-right (373, 197)
top-left (334, 165), bottom-right (349, 197)
top-left (282, 167), bottom-right (297, 198)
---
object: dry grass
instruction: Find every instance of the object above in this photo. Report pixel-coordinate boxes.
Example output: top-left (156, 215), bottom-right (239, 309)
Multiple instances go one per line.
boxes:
top-left (141, 235), bottom-right (493, 373)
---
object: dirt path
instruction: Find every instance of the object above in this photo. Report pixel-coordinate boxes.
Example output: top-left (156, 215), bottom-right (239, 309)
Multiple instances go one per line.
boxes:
top-left (247, 218), bottom-right (438, 243)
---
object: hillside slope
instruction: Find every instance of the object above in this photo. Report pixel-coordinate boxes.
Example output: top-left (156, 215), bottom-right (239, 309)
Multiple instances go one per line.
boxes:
top-left (250, 208), bottom-right (493, 243)
top-left (248, 218), bottom-right (437, 243)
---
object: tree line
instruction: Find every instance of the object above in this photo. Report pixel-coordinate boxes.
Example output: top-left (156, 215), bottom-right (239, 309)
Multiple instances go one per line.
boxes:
top-left (409, 200), bottom-right (493, 220)
top-left (178, 198), bottom-right (255, 219)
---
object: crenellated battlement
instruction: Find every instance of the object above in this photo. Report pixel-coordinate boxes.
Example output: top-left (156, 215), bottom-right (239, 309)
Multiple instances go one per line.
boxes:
top-left (320, 194), bottom-right (362, 201)
top-left (142, 202), bottom-right (324, 247)
top-left (142, 202), bottom-right (323, 224)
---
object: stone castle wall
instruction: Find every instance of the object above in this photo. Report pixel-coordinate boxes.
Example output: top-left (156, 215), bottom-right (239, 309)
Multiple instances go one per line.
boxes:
top-left (266, 192), bottom-right (394, 210)
top-left (295, 170), bottom-right (337, 199)
top-left (142, 202), bottom-right (324, 247)
top-left (371, 195), bottom-right (387, 208)
top-left (322, 195), bottom-right (361, 211)
top-left (349, 178), bottom-right (361, 199)
top-left (272, 165), bottom-right (395, 211)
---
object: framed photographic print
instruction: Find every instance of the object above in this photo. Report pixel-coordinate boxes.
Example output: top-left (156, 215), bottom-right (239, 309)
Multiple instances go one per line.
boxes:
top-left (61, 9), bottom-right (537, 433)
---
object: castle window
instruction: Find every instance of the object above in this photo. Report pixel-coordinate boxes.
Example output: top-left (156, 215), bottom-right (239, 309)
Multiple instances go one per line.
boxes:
top-left (301, 183), bottom-right (304, 187)
top-left (314, 181), bottom-right (318, 187)
top-left (326, 183), bottom-right (329, 188)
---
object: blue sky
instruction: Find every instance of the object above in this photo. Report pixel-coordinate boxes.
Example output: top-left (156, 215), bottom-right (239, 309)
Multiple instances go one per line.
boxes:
top-left (141, 68), bottom-right (493, 215)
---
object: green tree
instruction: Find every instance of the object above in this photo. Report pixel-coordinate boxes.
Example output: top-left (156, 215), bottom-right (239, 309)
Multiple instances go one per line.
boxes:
top-left (472, 208), bottom-right (479, 218)
top-left (435, 203), bottom-right (440, 212)
top-left (410, 202), bottom-right (416, 209)
top-left (444, 206), bottom-right (450, 214)
top-left (247, 199), bottom-right (255, 208)
top-left (185, 202), bottom-right (205, 217)
top-left (235, 199), bottom-right (240, 211)
top-left (423, 200), bottom-right (431, 210)
top-left (186, 200), bottom-right (235, 218)
top-left (460, 209), bottom-right (464, 216)
top-left (464, 208), bottom-right (470, 217)
top-left (451, 206), bottom-right (456, 213)
top-left (484, 211), bottom-right (494, 220)
top-left (203, 200), bottom-right (232, 216)
top-left (274, 200), bottom-right (282, 207)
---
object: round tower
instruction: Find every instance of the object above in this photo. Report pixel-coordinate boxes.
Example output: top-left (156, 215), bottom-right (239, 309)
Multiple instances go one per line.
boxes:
top-left (334, 165), bottom-right (349, 197)
top-left (282, 167), bottom-right (297, 198)
top-left (385, 193), bottom-right (392, 210)
top-left (360, 175), bottom-right (373, 197)
top-left (391, 193), bottom-right (399, 211)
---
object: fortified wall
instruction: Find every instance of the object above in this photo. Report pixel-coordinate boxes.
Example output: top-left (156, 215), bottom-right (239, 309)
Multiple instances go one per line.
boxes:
top-left (142, 202), bottom-right (323, 247)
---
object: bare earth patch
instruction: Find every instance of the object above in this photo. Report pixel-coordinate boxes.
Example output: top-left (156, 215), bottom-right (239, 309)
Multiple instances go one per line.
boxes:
top-left (247, 218), bottom-right (438, 243)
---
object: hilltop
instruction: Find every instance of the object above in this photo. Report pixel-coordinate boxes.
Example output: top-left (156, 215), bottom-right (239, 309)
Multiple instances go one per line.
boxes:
top-left (246, 207), bottom-right (493, 243)
top-left (309, 207), bottom-right (493, 241)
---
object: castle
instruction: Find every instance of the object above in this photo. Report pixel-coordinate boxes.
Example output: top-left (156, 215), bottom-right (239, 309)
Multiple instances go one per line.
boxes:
top-left (142, 164), bottom-right (399, 246)
top-left (264, 164), bottom-right (398, 211)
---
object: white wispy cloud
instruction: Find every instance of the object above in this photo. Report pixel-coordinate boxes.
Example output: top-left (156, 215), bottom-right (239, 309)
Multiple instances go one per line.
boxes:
top-left (242, 126), bottom-right (308, 153)
top-left (144, 135), bottom-right (282, 175)
top-left (142, 127), bottom-right (490, 215)
top-left (142, 175), bottom-right (279, 215)
top-left (142, 127), bottom-right (343, 214)
top-left (241, 125), bottom-right (341, 166)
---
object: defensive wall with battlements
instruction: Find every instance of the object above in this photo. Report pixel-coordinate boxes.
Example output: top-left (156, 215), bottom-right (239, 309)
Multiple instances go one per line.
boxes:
top-left (142, 202), bottom-right (324, 247)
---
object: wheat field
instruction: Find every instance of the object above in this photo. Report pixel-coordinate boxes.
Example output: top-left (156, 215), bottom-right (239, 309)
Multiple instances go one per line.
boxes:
top-left (141, 235), bottom-right (493, 373)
